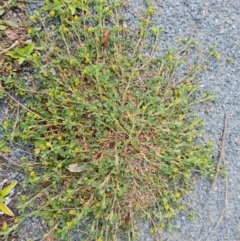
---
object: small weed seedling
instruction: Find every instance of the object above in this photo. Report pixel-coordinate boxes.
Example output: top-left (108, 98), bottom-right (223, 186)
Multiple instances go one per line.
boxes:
top-left (6, 43), bottom-right (35, 65)
top-left (0, 0), bottom-right (219, 240)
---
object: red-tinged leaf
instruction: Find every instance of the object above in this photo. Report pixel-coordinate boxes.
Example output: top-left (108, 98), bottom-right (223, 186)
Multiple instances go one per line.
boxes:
top-left (5, 30), bottom-right (19, 40)
top-left (101, 30), bottom-right (110, 46)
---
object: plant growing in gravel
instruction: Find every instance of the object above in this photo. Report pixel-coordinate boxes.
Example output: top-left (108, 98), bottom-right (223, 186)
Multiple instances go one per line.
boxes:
top-left (6, 42), bottom-right (35, 65)
top-left (0, 0), bottom-right (219, 240)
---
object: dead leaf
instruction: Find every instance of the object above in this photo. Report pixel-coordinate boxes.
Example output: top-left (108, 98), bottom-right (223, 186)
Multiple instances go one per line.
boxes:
top-left (202, 9), bottom-right (208, 17)
top-left (34, 148), bottom-right (41, 154)
top-left (4, 108), bottom-right (9, 115)
top-left (50, 68), bottom-right (56, 75)
top-left (67, 164), bottom-right (85, 173)
top-left (5, 30), bottom-right (19, 40)
top-left (101, 30), bottom-right (110, 46)
top-left (123, 213), bottom-right (130, 229)
top-left (219, 26), bottom-right (225, 34)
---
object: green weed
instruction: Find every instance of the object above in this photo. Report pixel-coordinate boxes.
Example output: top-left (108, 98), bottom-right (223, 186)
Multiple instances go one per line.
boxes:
top-left (0, 0), bottom-right (219, 240)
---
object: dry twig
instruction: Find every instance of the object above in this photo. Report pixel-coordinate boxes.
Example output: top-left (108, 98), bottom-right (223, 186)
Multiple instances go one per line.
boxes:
top-left (205, 154), bottom-right (228, 241)
top-left (209, 113), bottom-right (228, 191)
top-left (39, 222), bottom-right (59, 241)
top-left (0, 154), bottom-right (21, 167)
top-left (198, 113), bottom-right (229, 241)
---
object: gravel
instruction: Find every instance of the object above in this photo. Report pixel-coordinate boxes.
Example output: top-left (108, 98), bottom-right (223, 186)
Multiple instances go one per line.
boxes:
top-left (1, 0), bottom-right (240, 240)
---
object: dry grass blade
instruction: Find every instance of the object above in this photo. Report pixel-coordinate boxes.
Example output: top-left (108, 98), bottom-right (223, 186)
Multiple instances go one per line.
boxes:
top-left (209, 113), bottom-right (228, 191)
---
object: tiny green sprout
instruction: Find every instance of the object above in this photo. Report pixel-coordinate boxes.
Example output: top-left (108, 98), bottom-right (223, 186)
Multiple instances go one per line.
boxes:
top-left (87, 26), bottom-right (93, 33)
top-left (69, 210), bottom-right (75, 215)
top-left (152, 27), bottom-right (158, 35)
top-left (179, 205), bottom-right (184, 210)
top-left (50, 10), bottom-right (55, 17)
top-left (29, 16), bottom-right (35, 21)
top-left (209, 45), bottom-right (215, 51)
top-left (3, 121), bottom-right (9, 128)
top-left (193, 41), bottom-right (198, 46)
top-left (32, 53), bottom-right (38, 58)
top-left (164, 204), bottom-right (170, 210)
top-left (5, 43), bottom-right (35, 65)
top-left (187, 83), bottom-right (193, 90)
top-left (148, 7), bottom-right (154, 16)
top-left (57, 163), bottom-right (62, 168)
top-left (20, 156), bottom-right (26, 161)
top-left (74, 15), bottom-right (79, 21)
top-left (34, 113), bottom-right (40, 119)
top-left (180, 59), bottom-right (185, 65)
top-left (195, 65), bottom-right (201, 71)
top-left (114, 2), bottom-right (120, 8)
top-left (104, 6), bottom-right (110, 11)
top-left (173, 167), bottom-right (178, 173)
top-left (183, 173), bottom-right (189, 179)
top-left (226, 58), bottom-right (233, 64)
top-left (111, 65), bottom-right (117, 71)
top-left (175, 192), bottom-right (181, 198)
top-left (45, 142), bottom-right (52, 148)
top-left (2, 222), bottom-right (8, 230)
top-left (176, 38), bottom-right (182, 44)
top-left (214, 52), bottom-right (221, 59)
top-left (149, 228), bottom-right (155, 234)
top-left (168, 54), bottom-right (173, 62)
top-left (207, 141), bottom-right (213, 147)
top-left (14, 217), bottom-right (20, 223)
top-left (125, 62), bottom-right (131, 67)
top-left (83, 68), bottom-right (88, 75)
top-left (203, 158), bottom-right (209, 163)
top-left (66, 222), bottom-right (72, 227)
top-left (29, 171), bottom-right (35, 177)
top-left (62, 27), bottom-right (68, 33)
top-left (143, 18), bottom-right (149, 25)
top-left (160, 222), bottom-right (165, 228)
top-left (0, 139), bottom-right (12, 153)
top-left (166, 212), bottom-right (173, 218)
top-left (189, 150), bottom-right (193, 155)
top-left (188, 212), bottom-right (196, 221)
